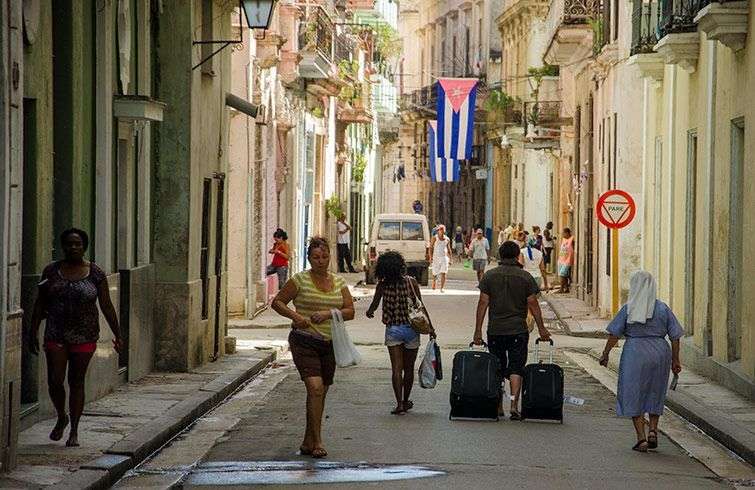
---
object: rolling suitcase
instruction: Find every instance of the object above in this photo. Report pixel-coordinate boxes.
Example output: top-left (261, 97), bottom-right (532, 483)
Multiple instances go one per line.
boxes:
top-left (449, 343), bottom-right (502, 421)
top-left (521, 338), bottom-right (564, 423)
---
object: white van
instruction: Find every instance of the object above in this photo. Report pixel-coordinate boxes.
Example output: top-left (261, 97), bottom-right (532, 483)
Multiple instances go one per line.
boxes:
top-left (365, 213), bottom-right (431, 285)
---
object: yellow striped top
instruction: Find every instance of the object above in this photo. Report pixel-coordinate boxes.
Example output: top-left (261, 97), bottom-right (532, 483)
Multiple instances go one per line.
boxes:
top-left (291, 271), bottom-right (346, 340)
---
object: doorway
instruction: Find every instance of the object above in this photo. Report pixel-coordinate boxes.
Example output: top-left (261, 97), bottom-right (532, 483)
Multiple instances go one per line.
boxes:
top-left (727, 119), bottom-right (744, 362)
top-left (212, 175), bottom-right (225, 361)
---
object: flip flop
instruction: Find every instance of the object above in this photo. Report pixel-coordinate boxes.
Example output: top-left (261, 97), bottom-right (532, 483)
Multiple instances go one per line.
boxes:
top-left (632, 440), bottom-right (648, 453)
top-left (647, 430), bottom-right (658, 449)
top-left (311, 447), bottom-right (328, 458)
top-left (404, 401), bottom-right (414, 411)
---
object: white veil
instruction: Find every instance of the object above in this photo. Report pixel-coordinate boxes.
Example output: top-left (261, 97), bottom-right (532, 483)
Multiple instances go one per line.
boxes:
top-left (626, 271), bottom-right (657, 324)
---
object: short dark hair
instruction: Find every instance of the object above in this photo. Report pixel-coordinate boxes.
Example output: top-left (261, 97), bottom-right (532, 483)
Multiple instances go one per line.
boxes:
top-left (499, 240), bottom-right (521, 260)
top-left (375, 251), bottom-right (406, 283)
top-left (563, 227), bottom-right (572, 234)
top-left (307, 236), bottom-right (330, 257)
top-left (273, 228), bottom-right (288, 240)
top-left (60, 228), bottom-right (89, 251)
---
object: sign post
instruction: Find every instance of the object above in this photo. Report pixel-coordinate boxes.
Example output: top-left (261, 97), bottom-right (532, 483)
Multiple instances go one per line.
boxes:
top-left (596, 190), bottom-right (637, 315)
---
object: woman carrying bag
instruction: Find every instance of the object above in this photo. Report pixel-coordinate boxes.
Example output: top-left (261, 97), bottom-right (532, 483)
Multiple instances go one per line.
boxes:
top-left (366, 252), bottom-right (435, 414)
top-left (272, 237), bottom-right (355, 458)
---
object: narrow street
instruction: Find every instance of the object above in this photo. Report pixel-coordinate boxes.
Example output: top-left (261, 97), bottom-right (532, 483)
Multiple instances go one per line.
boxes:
top-left (114, 267), bottom-right (745, 489)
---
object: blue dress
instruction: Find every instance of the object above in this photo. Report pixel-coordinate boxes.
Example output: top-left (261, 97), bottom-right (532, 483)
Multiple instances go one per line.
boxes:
top-left (606, 301), bottom-right (684, 417)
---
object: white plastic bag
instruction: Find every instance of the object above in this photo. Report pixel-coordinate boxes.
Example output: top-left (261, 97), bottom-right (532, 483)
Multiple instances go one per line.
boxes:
top-left (331, 308), bottom-right (361, 367)
top-left (418, 338), bottom-right (438, 389)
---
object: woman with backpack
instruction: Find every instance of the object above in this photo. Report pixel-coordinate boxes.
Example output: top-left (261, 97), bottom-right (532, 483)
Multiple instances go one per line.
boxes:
top-left (366, 251), bottom-right (435, 415)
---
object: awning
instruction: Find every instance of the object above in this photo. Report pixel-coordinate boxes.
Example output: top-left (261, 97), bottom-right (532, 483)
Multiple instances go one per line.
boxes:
top-left (225, 93), bottom-right (259, 118)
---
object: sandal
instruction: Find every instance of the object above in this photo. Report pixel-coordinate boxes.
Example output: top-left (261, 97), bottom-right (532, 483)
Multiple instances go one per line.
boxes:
top-left (632, 440), bottom-right (648, 453)
top-left (403, 401), bottom-right (414, 411)
top-left (49, 415), bottom-right (69, 442)
top-left (509, 411), bottom-right (522, 421)
top-left (311, 447), bottom-right (328, 458)
top-left (299, 446), bottom-right (313, 456)
top-left (647, 430), bottom-right (658, 449)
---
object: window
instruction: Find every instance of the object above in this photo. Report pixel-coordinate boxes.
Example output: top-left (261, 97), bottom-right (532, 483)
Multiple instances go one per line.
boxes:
top-left (377, 222), bottom-right (400, 240)
top-left (402, 222), bottom-right (424, 241)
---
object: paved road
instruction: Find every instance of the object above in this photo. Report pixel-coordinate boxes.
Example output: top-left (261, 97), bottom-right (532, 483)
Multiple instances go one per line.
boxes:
top-left (116, 267), bottom-right (736, 489)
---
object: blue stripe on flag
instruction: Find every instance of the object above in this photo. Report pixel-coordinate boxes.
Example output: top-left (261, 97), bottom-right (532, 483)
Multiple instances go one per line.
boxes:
top-left (464, 85), bottom-right (477, 159)
top-left (450, 110), bottom-right (459, 159)
top-left (428, 122), bottom-right (437, 182)
top-left (435, 83), bottom-right (445, 157)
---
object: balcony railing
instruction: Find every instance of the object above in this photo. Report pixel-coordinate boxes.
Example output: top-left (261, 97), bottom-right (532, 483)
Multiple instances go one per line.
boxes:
top-left (298, 7), bottom-right (334, 61)
top-left (523, 101), bottom-right (562, 128)
top-left (563, 0), bottom-right (602, 24)
top-left (400, 83), bottom-right (438, 114)
top-left (631, 0), bottom-right (659, 54)
top-left (657, 0), bottom-right (702, 37)
top-left (334, 32), bottom-right (356, 65)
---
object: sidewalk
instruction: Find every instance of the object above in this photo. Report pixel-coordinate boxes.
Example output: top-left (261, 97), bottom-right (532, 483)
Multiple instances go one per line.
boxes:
top-left (543, 292), bottom-right (755, 467)
top-left (0, 351), bottom-right (275, 489)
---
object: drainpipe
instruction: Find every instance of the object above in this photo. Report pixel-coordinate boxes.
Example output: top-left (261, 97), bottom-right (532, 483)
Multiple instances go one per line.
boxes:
top-left (245, 58), bottom-right (255, 318)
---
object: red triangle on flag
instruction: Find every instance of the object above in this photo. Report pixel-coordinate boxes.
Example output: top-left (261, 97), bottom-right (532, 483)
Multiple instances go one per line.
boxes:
top-left (438, 78), bottom-right (478, 112)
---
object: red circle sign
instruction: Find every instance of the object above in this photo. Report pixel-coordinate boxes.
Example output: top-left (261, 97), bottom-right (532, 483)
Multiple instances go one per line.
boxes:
top-left (596, 190), bottom-right (636, 229)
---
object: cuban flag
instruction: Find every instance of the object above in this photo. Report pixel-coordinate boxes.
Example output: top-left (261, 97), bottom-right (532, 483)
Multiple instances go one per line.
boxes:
top-left (436, 78), bottom-right (479, 160)
top-left (428, 120), bottom-right (460, 182)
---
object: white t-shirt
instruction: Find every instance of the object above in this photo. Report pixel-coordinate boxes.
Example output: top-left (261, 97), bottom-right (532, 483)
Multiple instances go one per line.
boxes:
top-left (471, 238), bottom-right (489, 260)
top-left (520, 246), bottom-right (543, 279)
top-left (337, 221), bottom-right (350, 245)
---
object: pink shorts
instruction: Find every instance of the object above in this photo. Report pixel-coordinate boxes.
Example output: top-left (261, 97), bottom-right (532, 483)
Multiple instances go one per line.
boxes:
top-left (44, 341), bottom-right (97, 354)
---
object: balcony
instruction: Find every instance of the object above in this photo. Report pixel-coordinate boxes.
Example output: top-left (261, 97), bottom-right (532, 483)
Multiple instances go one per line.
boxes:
top-left (298, 7), bottom-right (335, 79)
top-left (628, 0), bottom-right (665, 80)
top-left (399, 83), bottom-right (438, 119)
top-left (653, 0), bottom-right (701, 72)
top-left (523, 101), bottom-right (563, 129)
top-left (695, 0), bottom-right (749, 51)
top-left (544, 0), bottom-right (601, 65)
top-left (337, 82), bottom-right (373, 124)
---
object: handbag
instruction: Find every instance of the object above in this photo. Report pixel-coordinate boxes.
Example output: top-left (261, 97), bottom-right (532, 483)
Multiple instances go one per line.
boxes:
top-left (406, 277), bottom-right (433, 335)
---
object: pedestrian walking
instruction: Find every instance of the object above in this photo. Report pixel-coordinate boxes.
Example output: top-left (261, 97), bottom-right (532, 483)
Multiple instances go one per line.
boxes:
top-left (557, 228), bottom-right (575, 293)
top-left (513, 231), bottom-right (526, 249)
top-left (474, 241), bottom-right (551, 419)
top-left (28, 228), bottom-right (123, 447)
top-left (453, 226), bottom-right (465, 262)
top-left (529, 226), bottom-right (543, 250)
top-left (469, 228), bottom-right (490, 282)
top-left (503, 222), bottom-right (515, 242)
top-left (267, 228), bottom-right (290, 289)
top-left (599, 271), bottom-right (683, 453)
top-left (542, 224), bottom-right (556, 273)
top-left (336, 214), bottom-right (357, 273)
top-left (272, 237), bottom-right (355, 458)
top-left (430, 225), bottom-right (452, 292)
top-left (366, 251), bottom-right (435, 415)
top-left (519, 240), bottom-right (548, 291)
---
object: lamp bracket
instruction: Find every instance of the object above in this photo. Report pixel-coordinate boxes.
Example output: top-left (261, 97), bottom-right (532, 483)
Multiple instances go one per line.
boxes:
top-left (192, 8), bottom-right (245, 70)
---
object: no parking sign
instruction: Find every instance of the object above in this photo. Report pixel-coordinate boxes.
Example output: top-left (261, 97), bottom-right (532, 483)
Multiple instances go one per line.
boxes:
top-left (596, 190), bottom-right (636, 314)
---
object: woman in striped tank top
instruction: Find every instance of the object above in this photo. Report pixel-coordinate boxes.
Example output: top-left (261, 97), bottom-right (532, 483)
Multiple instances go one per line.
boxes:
top-left (272, 237), bottom-right (355, 459)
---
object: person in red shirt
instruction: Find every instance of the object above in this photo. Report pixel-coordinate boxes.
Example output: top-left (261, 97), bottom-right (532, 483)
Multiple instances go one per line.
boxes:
top-left (268, 229), bottom-right (290, 290)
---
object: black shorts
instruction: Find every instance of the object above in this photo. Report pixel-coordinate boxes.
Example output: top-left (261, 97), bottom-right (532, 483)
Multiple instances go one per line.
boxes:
top-left (288, 330), bottom-right (336, 386)
top-left (488, 332), bottom-right (529, 379)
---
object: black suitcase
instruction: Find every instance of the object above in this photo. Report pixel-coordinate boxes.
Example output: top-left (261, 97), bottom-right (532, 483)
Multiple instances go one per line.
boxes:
top-left (521, 338), bottom-right (564, 423)
top-left (449, 343), bottom-right (502, 421)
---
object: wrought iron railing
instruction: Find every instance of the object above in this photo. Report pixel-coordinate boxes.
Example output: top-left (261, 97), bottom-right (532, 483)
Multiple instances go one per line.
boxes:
top-left (657, 0), bottom-right (701, 38)
top-left (298, 7), bottom-right (334, 60)
top-left (563, 0), bottom-right (602, 23)
top-left (334, 32), bottom-right (356, 64)
top-left (523, 101), bottom-right (561, 128)
top-left (631, 0), bottom-right (659, 54)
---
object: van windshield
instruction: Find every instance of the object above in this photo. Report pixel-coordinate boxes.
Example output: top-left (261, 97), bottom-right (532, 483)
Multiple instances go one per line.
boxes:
top-left (402, 222), bottom-right (424, 241)
top-left (377, 222), bottom-right (400, 240)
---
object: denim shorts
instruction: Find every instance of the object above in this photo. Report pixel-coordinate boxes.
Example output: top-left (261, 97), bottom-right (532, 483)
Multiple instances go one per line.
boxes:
top-left (385, 324), bottom-right (420, 349)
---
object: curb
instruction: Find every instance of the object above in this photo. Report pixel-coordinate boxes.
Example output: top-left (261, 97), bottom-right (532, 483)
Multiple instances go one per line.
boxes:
top-left (542, 295), bottom-right (606, 339)
top-left (584, 348), bottom-right (755, 467)
top-left (50, 352), bottom-right (276, 490)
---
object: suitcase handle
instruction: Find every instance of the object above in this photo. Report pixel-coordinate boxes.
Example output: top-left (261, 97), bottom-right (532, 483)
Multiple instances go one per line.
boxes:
top-left (468, 341), bottom-right (488, 350)
top-left (534, 338), bottom-right (554, 364)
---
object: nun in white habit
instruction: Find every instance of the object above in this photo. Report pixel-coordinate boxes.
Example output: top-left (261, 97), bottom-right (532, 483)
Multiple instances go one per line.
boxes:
top-left (599, 271), bottom-right (684, 453)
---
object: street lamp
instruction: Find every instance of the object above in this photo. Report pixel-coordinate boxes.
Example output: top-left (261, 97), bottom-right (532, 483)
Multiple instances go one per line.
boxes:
top-left (241, 0), bottom-right (277, 30)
